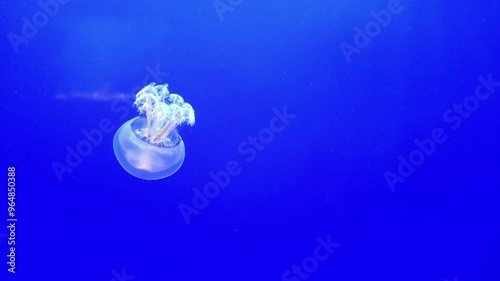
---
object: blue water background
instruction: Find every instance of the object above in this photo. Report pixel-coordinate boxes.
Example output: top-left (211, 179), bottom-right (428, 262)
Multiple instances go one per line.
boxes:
top-left (1, 0), bottom-right (499, 280)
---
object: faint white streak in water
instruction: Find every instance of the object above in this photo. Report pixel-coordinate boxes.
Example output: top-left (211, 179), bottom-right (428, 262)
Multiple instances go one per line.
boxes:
top-left (54, 84), bottom-right (134, 102)
top-left (54, 91), bottom-right (133, 102)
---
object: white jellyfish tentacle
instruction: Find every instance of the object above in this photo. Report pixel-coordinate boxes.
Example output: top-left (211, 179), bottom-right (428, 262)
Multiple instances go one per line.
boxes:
top-left (168, 93), bottom-right (184, 105)
top-left (133, 83), bottom-right (195, 145)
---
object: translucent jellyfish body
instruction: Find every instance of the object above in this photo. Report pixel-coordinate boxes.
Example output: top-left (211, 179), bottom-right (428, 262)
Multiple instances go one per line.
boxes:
top-left (113, 83), bottom-right (195, 180)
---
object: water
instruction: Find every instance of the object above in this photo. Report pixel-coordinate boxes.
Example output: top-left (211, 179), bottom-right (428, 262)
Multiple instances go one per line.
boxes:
top-left (1, 0), bottom-right (499, 280)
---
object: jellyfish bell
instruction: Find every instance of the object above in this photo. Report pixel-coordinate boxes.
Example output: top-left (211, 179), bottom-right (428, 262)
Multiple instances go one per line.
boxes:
top-left (113, 83), bottom-right (195, 180)
top-left (113, 117), bottom-right (186, 180)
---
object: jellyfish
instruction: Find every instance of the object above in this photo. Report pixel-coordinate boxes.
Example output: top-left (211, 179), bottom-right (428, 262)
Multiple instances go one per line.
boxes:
top-left (113, 83), bottom-right (195, 180)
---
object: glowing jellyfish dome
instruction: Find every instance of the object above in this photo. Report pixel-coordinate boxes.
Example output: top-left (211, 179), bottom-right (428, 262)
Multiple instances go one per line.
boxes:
top-left (113, 83), bottom-right (195, 180)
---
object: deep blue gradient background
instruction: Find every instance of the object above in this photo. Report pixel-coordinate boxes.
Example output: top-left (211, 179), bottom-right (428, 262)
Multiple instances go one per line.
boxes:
top-left (1, 0), bottom-right (500, 280)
